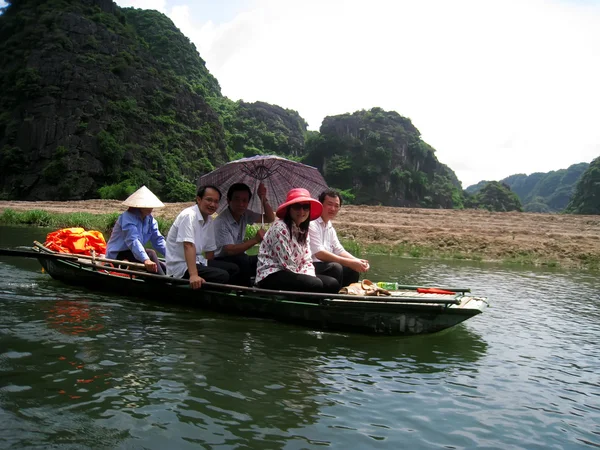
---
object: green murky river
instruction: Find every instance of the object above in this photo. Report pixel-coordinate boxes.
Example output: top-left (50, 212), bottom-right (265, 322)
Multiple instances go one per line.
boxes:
top-left (1, 226), bottom-right (599, 449)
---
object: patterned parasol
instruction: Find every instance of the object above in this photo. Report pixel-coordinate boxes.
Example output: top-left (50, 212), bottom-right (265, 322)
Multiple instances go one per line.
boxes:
top-left (197, 155), bottom-right (329, 214)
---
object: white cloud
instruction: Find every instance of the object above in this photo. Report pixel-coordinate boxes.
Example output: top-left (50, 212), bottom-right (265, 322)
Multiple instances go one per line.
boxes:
top-left (115, 0), bottom-right (600, 187)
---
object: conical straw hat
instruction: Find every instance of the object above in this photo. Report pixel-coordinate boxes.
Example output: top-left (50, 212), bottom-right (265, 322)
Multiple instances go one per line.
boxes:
top-left (122, 186), bottom-right (165, 208)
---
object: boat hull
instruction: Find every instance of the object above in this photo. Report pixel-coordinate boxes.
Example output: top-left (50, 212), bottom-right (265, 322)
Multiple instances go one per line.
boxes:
top-left (39, 257), bottom-right (487, 336)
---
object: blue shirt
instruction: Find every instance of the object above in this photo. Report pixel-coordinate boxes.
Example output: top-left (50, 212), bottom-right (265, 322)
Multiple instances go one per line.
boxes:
top-left (106, 209), bottom-right (166, 262)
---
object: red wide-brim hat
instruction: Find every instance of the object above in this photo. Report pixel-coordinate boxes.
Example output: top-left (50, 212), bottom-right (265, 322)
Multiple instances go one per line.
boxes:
top-left (276, 188), bottom-right (323, 221)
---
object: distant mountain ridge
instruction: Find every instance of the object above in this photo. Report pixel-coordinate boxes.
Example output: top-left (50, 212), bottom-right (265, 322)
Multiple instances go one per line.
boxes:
top-left (465, 162), bottom-right (590, 212)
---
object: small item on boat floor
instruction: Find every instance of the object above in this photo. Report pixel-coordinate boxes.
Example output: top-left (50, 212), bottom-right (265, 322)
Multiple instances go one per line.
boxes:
top-left (339, 280), bottom-right (391, 296)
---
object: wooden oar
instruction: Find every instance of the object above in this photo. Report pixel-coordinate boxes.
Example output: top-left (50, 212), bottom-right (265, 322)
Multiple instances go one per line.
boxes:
top-left (1, 247), bottom-right (461, 304)
top-left (0, 248), bottom-right (79, 261)
top-left (0, 248), bottom-right (147, 269)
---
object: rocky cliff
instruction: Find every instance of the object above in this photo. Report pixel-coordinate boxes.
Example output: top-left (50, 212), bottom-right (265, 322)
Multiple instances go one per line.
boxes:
top-left (212, 99), bottom-right (308, 161)
top-left (0, 0), bottom-right (227, 201)
top-left (304, 108), bottom-right (462, 207)
top-left (0, 0), bottom-right (467, 209)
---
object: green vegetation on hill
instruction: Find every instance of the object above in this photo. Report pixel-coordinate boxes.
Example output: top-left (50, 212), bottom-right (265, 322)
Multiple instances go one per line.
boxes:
top-left (6, 0), bottom-right (594, 213)
top-left (213, 100), bottom-right (309, 160)
top-left (466, 162), bottom-right (589, 212)
top-left (464, 181), bottom-right (522, 212)
top-left (0, 0), bottom-right (227, 201)
top-left (303, 108), bottom-right (462, 207)
top-left (565, 157), bottom-right (600, 214)
top-left (0, 0), bottom-right (464, 210)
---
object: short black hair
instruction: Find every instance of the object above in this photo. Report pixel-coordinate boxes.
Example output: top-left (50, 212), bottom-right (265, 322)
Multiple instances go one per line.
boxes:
top-left (318, 189), bottom-right (342, 207)
top-left (227, 183), bottom-right (252, 202)
top-left (197, 185), bottom-right (222, 200)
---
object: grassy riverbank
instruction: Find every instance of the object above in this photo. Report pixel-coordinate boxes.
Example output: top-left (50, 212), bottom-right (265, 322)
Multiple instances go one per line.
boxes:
top-left (2, 207), bottom-right (599, 270)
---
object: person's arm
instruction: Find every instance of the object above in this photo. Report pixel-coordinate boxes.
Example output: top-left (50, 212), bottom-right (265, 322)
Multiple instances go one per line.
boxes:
top-left (203, 220), bottom-right (218, 262)
top-left (122, 214), bottom-right (157, 272)
top-left (308, 221), bottom-right (323, 260)
top-left (298, 238), bottom-right (316, 276)
top-left (122, 216), bottom-right (149, 262)
top-left (313, 249), bottom-right (369, 272)
top-left (183, 241), bottom-right (204, 289)
top-left (314, 227), bottom-right (369, 272)
top-left (261, 198), bottom-right (275, 223)
top-left (257, 182), bottom-right (275, 223)
top-left (221, 230), bottom-right (264, 256)
top-left (149, 218), bottom-right (166, 257)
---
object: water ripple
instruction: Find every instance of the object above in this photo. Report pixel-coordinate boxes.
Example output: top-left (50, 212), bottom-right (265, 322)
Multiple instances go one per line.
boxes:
top-left (1, 249), bottom-right (599, 448)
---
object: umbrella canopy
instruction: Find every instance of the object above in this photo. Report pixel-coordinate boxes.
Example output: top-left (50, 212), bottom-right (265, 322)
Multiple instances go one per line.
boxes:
top-left (198, 155), bottom-right (329, 213)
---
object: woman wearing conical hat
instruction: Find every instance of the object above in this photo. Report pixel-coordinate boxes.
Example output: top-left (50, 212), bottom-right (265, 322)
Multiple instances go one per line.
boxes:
top-left (105, 186), bottom-right (167, 274)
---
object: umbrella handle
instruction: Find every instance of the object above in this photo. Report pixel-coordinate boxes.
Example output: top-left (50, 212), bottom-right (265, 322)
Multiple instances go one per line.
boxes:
top-left (257, 182), bottom-right (265, 228)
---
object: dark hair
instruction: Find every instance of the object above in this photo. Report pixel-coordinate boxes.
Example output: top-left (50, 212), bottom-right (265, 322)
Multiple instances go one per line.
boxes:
top-left (227, 183), bottom-right (252, 202)
top-left (283, 207), bottom-right (310, 245)
top-left (197, 185), bottom-right (222, 200)
top-left (318, 189), bottom-right (342, 207)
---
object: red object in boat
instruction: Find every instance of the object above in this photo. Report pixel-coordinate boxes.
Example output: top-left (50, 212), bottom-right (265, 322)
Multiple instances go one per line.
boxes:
top-left (417, 288), bottom-right (456, 295)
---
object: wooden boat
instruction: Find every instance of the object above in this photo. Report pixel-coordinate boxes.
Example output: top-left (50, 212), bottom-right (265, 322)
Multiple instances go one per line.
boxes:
top-left (0, 244), bottom-right (489, 336)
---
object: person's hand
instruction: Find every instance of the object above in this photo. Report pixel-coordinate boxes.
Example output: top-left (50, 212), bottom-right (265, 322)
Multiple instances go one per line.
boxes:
top-left (189, 274), bottom-right (204, 289)
top-left (359, 259), bottom-right (370, 271)
top-left (144, 259), bottom-right (158, 273)
top-left (349, 259), bottom-right (368, 273)
top-left (257, 182), bottom-right (267, 200)
top-left (254, 228), bottom-right (266, 243)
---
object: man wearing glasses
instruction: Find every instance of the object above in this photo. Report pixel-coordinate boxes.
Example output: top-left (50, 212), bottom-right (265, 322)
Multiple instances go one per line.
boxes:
top-left (309, 189), bottom-right (370, 288)
top-left (166, 185), bottom-right (239, 289)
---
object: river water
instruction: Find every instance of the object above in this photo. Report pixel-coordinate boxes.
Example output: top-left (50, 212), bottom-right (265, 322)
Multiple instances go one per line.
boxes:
top-left (0, 226), bottom-right (599, 449)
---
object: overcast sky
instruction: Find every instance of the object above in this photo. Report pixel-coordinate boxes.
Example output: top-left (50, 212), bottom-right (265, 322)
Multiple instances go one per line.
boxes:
top-left (4, 0), bottom-right (600, 187)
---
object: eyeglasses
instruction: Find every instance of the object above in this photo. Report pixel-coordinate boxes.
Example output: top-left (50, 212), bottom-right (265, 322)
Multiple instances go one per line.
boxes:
top-left (290, 203), bottom-right (310, 211)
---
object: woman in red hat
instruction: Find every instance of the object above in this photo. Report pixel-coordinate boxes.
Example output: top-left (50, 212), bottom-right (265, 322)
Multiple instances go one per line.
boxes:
top-left (255, 188), bottom-right (339, 293)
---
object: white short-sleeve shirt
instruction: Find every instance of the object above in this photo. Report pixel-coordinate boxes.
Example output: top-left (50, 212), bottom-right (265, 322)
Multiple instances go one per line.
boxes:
top-left (308, 217), bottom-right (346, 262)
top-left (166, 204), bottom-right (217, 278)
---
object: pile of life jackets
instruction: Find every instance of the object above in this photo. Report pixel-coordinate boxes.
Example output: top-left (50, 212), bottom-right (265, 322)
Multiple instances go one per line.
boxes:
top-left (44, 228), bottom-right (107, 256)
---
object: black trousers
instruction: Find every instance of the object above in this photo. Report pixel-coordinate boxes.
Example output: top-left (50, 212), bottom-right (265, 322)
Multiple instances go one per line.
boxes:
top-left (183, 260), bottom-right (240, 284)
top-left (313, 261), bottom-right (359, 288)
top-left (214, 253), bottom-right (257, 286)
top-left (257, 270), bottom-right (339, 293)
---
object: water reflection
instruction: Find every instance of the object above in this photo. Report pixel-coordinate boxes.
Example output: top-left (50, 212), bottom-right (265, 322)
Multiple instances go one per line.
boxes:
top-left (0, 285), bottom-right (489, 449)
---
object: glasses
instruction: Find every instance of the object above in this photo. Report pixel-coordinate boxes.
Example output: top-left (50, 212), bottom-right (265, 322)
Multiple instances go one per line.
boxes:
top-left (290, 203), bottom-right (310, 211)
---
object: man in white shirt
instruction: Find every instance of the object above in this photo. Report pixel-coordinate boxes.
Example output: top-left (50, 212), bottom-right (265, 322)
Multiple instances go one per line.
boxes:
top-left (308, 190), bottom-right (370, 288)
top-left (166, 185), bottom-right (239, 289)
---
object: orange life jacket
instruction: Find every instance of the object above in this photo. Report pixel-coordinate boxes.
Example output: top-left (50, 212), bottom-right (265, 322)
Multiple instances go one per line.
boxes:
top-left (44, 227), bottom-right (107, 255)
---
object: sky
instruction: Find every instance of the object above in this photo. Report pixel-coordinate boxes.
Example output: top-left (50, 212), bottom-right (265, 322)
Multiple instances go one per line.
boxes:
top-left (4, 0), bottom-right (600, 187)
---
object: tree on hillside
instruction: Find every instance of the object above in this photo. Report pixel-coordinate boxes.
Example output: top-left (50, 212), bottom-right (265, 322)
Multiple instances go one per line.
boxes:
top-left (465, 181), bottom-right (522, 212)
top-left (565, 156), bottom-right (600, 215)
